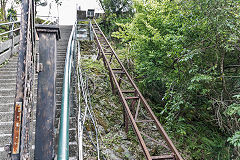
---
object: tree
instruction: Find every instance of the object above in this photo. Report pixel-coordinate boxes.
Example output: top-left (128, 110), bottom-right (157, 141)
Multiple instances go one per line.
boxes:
top-left (100, 0), bottom-right (133, 17)
top-left (112, 0), bottom-right (240, 159)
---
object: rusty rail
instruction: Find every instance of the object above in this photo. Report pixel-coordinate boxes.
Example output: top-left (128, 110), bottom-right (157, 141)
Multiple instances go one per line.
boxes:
top-left (91, 19), bottom-right (183, 160)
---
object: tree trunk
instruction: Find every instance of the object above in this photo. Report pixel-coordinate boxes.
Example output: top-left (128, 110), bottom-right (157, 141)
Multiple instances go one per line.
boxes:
top-left (0, 0), bottom-right (7, 21)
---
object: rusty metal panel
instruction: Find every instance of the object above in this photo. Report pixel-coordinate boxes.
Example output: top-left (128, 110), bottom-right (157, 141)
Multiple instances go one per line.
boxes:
top-left (12, 102), bottom-right (22, 155)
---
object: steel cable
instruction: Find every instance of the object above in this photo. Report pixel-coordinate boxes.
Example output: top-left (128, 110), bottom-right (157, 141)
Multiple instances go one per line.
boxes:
top-left (76, 40), bottom-right (106, 160)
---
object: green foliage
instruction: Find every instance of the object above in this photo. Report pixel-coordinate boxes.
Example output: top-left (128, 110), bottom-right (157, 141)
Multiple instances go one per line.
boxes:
top-left (228, 131), bottom-right (240, 147)
top-left (99, 0), bottom-right (133, 38)
top-left (226, 95), bottom-right (240, 148)
top-left (103, 0), bottom-right (240, 159)
top-left (35, 0), bottom-right (62, 6)
top-left (226, 103), bottom-right (240, 117)
top-left (100, 0), bottom-right (133, 17)
top-left (7, 6), bottom-right (17, 21)
top-left (35, 17), bottom-right (47, 24)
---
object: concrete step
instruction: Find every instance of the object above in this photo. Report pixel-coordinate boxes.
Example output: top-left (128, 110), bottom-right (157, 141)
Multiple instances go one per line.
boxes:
top-left (0, 66), bottom-right (17, 70)
top-left (0, 112), bottom-right (14, 124)
top-left (0, 67), bottom-right (17, 71)
top-left (0, 90), bottom-right (15, 96)
top-left (0, 122), bottom-right (13, 134)
top-left (0, 84), bottom-right (16, 90)
top-left (56, 63), bottom-right (66, 66)
top-left (57, 58), bottom-right (67, 61)
top-left (57, 55), bottom-right (67, 58)
top-left (0, 109), bottom-right (36, 123)
top-left (0, 79), bottom-right (16, 83)
top-left (2, 61), bottom-right (17, 65)
top-left (54, 117), bottom-right (77, 130)
top-left (0, 71), bottom-right (17, 75)
top-left (69, 142), bottom-right (78, 157)
top-left (0, 150), bottom-right (9, 159)
top-left (0, 96), bottom-right (15, 104)
top-left (55, 107), bottom-right (77, 118)
top-left (0, 103), bottom-right (14, 112)
top-left (0, 75), bottom-right (17, 79)
top-left (0, 133), bottom-right (12, 146)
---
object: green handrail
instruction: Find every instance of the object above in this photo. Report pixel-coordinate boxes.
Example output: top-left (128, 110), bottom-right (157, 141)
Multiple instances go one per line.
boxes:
top-left (57, 22), bottom-right (77, 160)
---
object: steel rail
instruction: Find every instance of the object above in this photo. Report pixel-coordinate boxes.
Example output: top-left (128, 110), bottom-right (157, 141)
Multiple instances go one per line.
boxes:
top-left (92, 21), bottom-right (152, 159)
top-left (0, 21), bottom-right (20, 26)
top-left (57, 22), bottom-right (77, 160)
top-left (0, 20), bottom-right (20, 36)
top-left (92, 19), bottom-right (183, 160)
top-left (0, 28), bottom-right (20, 36)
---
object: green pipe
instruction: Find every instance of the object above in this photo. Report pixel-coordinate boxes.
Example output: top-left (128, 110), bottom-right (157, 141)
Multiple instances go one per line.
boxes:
top-left (57, 22), bottom-right (77, 160)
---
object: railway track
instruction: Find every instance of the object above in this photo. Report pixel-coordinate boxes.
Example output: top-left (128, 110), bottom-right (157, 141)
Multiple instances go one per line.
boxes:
top-left (92, 19), bottom-right (183, 160)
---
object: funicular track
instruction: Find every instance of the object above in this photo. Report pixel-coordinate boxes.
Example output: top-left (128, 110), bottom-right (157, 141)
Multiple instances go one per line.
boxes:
top-left (92, 19), bottom-right (183, 160)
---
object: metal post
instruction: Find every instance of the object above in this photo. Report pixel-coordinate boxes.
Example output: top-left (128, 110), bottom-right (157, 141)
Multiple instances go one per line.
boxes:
top-left (89, 20), bottom-right (93, 41)
top-left (10, 16), bottom-right (14, 57)
top-left (34, 25), bottom-right (60, 160)
top-left (11, 1), bottom-right (30, 159)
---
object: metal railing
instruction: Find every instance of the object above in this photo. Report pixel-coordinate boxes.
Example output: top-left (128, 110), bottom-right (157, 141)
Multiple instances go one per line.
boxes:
top-left (0, 20), bottom-right (20, 36)
top-left (0, 15), bottom-right (21, 64)
top-left (57, 21), bottom-right (77, 160)
top-left (36, 15), bottom-right (59, 25)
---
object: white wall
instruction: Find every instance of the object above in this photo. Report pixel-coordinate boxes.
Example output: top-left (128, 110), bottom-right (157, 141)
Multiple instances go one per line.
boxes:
top-left (6, 0), bottom-right (103, 25)
top-left (59, 0), bottom-right (77, 25)
top-left (77, 0), bottom-right (104, 13)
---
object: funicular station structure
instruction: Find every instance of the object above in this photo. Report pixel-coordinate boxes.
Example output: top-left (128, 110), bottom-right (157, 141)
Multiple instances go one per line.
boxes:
top-left (0, 1), bottom-right (184, 160)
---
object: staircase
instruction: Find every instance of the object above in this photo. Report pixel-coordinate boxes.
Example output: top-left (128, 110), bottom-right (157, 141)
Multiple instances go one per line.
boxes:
top-left (0, 25), bottom-right (78, 159)
top-left (0, 56), bottom-right (18, 158)
top-left (55, 25), bottom-right (78, 159)
top-left (0, 56), bottom-right (38, 159)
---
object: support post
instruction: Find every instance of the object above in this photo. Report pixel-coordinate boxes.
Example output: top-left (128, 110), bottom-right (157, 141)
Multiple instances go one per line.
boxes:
top-left (34, 25), bottom-right (60, 160)
top-left (11, 1), bottom-right (32, 159)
